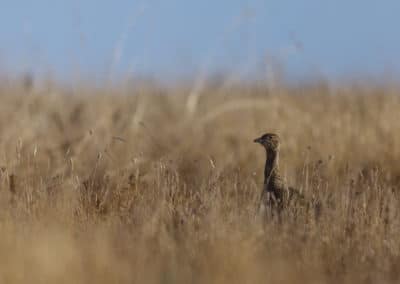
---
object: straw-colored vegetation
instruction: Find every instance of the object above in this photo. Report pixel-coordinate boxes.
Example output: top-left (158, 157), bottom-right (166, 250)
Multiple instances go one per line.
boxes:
top-left (0, 80), bottom-right (400, 283)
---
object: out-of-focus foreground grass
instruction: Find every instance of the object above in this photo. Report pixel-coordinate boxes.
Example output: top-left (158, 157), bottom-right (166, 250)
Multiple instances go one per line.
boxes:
top-left (0, 80), bottom-right (400, 283)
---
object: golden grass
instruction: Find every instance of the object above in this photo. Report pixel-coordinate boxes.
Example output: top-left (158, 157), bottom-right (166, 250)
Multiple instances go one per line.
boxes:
top-left (0, 80), bottom-right (400, 283)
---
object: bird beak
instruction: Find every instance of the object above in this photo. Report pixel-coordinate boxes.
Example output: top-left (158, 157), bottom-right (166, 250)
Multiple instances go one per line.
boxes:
top-left (254, 137), bottom-right (262, 144)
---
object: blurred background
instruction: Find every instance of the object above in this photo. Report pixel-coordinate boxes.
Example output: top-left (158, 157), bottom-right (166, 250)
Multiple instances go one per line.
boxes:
top-left (1, 0), bottom-right (399, 85)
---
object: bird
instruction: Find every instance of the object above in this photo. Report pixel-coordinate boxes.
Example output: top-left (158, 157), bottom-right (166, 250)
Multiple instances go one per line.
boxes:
top-left (253, 133), bottom-right (303, 213)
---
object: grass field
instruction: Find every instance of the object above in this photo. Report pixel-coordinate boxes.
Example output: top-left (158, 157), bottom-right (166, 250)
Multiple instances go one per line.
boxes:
top-left (0, 80), bottom-right (400, 283)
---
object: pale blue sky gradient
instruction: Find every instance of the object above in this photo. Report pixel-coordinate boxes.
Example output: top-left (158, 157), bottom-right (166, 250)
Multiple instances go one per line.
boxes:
top-left (0, 0), bottom-right (399, 82)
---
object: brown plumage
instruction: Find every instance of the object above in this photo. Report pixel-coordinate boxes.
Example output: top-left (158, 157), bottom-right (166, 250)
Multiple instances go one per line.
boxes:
top-left (254, 133), bottom-right (303, 212)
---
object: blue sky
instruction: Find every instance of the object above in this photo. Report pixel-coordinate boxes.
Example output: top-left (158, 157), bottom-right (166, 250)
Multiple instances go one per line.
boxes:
top-left (0, 0), bottom-right (399, 82)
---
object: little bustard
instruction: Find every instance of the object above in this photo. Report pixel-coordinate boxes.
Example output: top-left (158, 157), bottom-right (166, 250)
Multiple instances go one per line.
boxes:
top-left (254, 133), bottom-right (303, 212)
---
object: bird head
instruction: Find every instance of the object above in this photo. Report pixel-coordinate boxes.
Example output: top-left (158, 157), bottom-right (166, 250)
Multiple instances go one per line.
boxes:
top-left (254, 133), bottom-right (281, 152)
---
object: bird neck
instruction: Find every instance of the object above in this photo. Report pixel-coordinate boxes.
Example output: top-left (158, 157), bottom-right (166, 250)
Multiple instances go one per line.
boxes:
top-left (264, 149), bottom-right (279, 184)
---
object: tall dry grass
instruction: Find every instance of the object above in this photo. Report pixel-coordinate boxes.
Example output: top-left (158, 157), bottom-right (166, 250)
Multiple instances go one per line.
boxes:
top-left (0, 80), bottom-right (400, 283)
